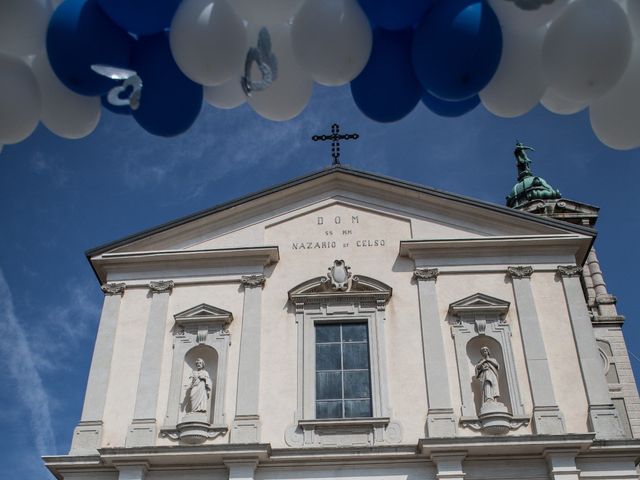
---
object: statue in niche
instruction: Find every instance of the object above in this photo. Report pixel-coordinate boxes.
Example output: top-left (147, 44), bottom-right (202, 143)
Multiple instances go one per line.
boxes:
top-left (185, 358), bottom-right (212, 414)
top-left (475, 346), bottom-right (500, 405)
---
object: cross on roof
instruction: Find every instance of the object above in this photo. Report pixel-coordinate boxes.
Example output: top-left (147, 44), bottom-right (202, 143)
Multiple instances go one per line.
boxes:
top-left (312, 123), bottom-right (359, 166)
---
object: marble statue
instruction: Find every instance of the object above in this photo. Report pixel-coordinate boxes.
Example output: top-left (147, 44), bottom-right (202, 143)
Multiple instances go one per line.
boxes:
top-left (475, 346), bottom-right (500, 404)
top-left (186, 358), bottom-right (212, 413)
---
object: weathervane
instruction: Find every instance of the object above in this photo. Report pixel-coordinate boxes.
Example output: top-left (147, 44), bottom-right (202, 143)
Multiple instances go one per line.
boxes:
top-left (312, 123), bottom-right (359, 165)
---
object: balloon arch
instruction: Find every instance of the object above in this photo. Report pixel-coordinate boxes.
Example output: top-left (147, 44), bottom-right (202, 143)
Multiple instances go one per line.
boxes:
top-left (0, 0), bottom-right (638, 150)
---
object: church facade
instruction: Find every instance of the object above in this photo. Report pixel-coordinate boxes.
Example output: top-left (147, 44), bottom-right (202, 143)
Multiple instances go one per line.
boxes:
top-left (44, 164), bottom-right (640, 480)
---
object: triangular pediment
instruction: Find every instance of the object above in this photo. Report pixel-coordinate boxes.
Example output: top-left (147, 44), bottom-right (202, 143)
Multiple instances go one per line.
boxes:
top-left (174, 303), bottom-right (233, 325)
top-left (448, 293), bottom-right (511, 315)
top-left (86, 167), bottom-right (595, 284)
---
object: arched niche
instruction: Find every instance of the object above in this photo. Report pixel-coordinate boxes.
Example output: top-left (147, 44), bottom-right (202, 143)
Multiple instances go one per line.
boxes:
top-left (161, 304), bottom-right (232, 444)
top-left (181, 345), bottom-right (219, 422)
top-left (466, 336), bottom-right (511, 415)
top-left (448, 293), bottom-right (529, 434)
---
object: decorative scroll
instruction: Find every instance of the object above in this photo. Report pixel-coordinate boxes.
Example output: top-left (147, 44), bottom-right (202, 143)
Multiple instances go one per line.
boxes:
top-left (241, 274), bottom-right (266, 288)
top-left (413, 268), bottom-right (439, 281)
top-left (149, 280), bottom-right (174, 293)
top-left (557, 265), bottom-right (583, 277)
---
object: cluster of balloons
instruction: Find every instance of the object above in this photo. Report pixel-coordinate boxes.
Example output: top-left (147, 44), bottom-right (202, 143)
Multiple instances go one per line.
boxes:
top-left (0, 0), bottom-right (639, 151)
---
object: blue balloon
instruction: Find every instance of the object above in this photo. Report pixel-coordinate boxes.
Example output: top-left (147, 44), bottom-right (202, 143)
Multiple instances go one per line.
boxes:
top-left (351, 29), bottom-right (422, 123)
top-left (131, 33), bottom-right (202, 137)
top-left (421, 91), bottom-right (479, 117)
top-left (358, 0), bottom-right (433, 30)
top-left (46, 0), bottom-right (133, 96)
top-left (412, 0), bottom-right (502, 101)
top-left (96, 0), bottom-right (182, 36)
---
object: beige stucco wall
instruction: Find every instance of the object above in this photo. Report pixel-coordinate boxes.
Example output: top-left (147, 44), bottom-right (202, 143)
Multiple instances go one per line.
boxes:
top-left (96, 197), bottom-right (599, 449)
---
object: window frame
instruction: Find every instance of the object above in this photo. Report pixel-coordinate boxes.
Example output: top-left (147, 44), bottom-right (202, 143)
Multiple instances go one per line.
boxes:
top-left (289, 273), bottom-right (393, 423)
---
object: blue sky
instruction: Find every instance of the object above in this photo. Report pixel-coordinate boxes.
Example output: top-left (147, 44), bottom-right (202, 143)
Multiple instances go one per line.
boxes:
top-left (1, 84), bottom-right (639, 479)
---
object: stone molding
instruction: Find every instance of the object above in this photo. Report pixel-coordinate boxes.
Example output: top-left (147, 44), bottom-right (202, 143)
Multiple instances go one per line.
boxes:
top-left (148, 280), bottom-right (174, 293)
top-left (101, 282), bottom-right (126, 296)
top-left (413, 268), bottom-right (439, 281)
top-left (241, 274), bottom-right (266, 288)
top-left (557, 265), bottom-right (583, 278)
top-left (507, 266), bottom-right (534, 279)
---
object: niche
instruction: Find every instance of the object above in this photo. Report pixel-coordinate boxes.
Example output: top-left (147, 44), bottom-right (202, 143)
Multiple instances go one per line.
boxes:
top-left (467, 336), bottom-right (512, 415)
top-left (449, 293), bottom-right (528, 434)
top-left (181, 345), bottom-right (218, 423)
top-left (161, 303), bottom-right (232, 444)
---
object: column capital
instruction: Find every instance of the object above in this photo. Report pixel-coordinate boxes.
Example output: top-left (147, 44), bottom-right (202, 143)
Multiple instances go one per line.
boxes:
top-left (101, 282), bottom-right (126, 296)
top-left (414, 267), bottom-right (439, 281)
top-left (557, 265), bottom-right (583, 278)
top-left (507, 266), bottom-right (533, 279)
top-left (241, 274), bottom-right (266, 288)
top-left (149, 280), bottom-right (174, 293)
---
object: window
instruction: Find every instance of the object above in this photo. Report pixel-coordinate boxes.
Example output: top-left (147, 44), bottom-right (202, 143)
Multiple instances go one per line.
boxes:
top-left (285, 262), bottom-right (401, 447)
top-left (315, 323), bottom-right (372, 419)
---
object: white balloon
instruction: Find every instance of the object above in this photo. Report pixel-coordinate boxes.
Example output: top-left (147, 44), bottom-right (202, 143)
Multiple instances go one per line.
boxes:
top-left (489, 0), bottom-right (569, 31)
top-left (230, 0), bottom-right (303, 25)
top-left (247, 24), bottom-right (313, 121)
top-left (542, 0), bottom-right (632, 102)
top-left (0, 53), bottom-right (41, 144)
top-left (590, 41), bottom-right (640, 150)
top-left (0, 0), bottom-right (52, 57)
top-left (480, 27), bottom-right (547, 118)
top-left (170, 0), bottom-right (247, 86)
top-left (291, 0), bottom-right (372, 86)
top-left (627, 0), bottom-right (640, 35)
top-left (540, 88), bottom-right (587, 115)
top-left (31, 54), bottom-right (101, 139)
top-left (204, 75), bottom-right (247, 109)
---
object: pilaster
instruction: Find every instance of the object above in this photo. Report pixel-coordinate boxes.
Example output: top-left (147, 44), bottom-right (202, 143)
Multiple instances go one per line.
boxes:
top-left (231, 274), bottom-right (265, 443)
top-left (414, 268), bottom-right (457, 437)
top-left (544, 449), bottom-right (580, 480)
top-left (430, 452), bottom-right (466, 480)
top-left (507, 266), bottom-right (565, 434)
top-left (126, 280), bottom-right (174, 447)
top-left (116, 464), bottom-right (148, 480)
top-left (557, 265), bottom-right (624, 438)
top-left (70, 282), bottom-right (125, 454)
top-left (225, 459), bottom-right (258, 480)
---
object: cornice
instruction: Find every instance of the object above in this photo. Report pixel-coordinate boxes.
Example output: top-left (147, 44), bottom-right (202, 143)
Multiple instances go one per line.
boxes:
top-left (90, 246), bottom-right (279, 284)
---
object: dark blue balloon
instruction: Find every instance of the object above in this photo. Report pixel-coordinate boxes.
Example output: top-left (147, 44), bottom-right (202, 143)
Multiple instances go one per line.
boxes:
top-left (131, 33), bottom-right (202, 137)
top-left (96, 0), bottom-right (182, 36)
top-left (46, 0), bottom-right (132, 96)
top-left (421, 91), bottom-right (479, 117)
top-left (358, 0), bottom-right (433, 30)
top-left (351, 29), bottom-right (422, 123)
top-left (412, 0), bottom-right (502, 101)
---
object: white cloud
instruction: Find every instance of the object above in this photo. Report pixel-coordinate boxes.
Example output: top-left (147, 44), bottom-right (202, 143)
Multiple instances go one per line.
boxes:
top-left (0, 269), bottom-right (56, 455)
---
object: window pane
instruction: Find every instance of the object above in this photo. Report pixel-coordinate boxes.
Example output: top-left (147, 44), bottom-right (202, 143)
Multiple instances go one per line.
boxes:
top-left (343, 343), bottom-right (369, 370)
top-left (316, 400), bottom-right (343, 419)
top-left (343, 371), bottom-right (371, 399)
top-left (316, 344), bottom-right (341, 371)
top-left (316, 371), bottom-right (342, 400)
top-left (316, 323), bottom-right (340, 343)
top-left (342, 323), bottom-right (367, 342)
top-left (345, 399), bottom-right (372, 418)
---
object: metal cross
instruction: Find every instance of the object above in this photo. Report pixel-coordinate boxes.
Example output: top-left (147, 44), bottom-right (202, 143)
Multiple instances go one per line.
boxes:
top-left (312, 123), bottom-right (359, 165)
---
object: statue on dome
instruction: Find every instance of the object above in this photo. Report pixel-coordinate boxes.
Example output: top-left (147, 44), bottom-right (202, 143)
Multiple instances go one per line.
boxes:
top-left (514, 141), bottom-right (534, 180)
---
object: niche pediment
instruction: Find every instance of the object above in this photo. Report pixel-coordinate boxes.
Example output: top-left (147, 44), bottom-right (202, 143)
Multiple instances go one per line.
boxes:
top-left (288, 260), bottom-right (392, 304)
top-left (448, 293), bottom-right (510, 316)
top-left (174, 304), bottom-right (233, 327)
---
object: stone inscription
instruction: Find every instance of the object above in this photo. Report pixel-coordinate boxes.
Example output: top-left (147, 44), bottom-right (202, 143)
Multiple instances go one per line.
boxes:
top-left (290, 215), bottom-right (387, 251)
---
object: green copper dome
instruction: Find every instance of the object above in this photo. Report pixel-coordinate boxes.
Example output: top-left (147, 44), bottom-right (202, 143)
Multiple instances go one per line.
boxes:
top-left (506, 142), bottom-right (561, 208)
